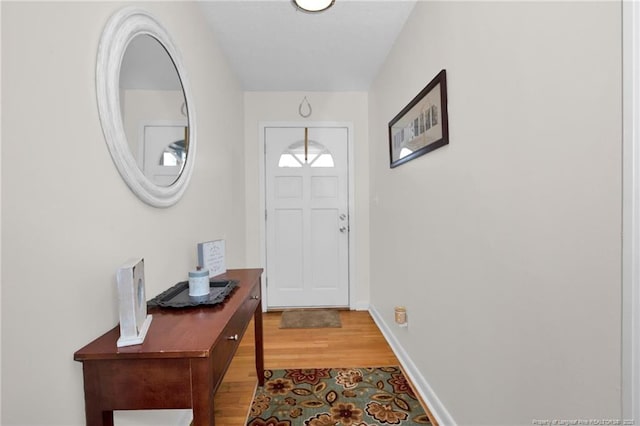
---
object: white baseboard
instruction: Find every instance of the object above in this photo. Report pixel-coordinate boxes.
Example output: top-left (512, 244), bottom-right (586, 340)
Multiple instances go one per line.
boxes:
top-left (369, 304), bottom-right (456, 426)
top-left (351, 300), bottom-right (370, 311)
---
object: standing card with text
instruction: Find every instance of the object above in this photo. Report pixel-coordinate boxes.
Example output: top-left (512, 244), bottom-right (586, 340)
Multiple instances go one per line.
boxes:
top-left (197, 240), bottom-right (226, 278)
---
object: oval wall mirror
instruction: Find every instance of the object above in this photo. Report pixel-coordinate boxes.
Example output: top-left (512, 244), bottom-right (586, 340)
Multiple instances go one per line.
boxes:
top-left (96, 7), bottom-right (197, 207)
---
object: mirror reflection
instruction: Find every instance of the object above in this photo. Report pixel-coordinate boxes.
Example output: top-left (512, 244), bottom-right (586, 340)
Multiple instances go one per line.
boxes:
top-left (119, 34), bottom-right (188, 187)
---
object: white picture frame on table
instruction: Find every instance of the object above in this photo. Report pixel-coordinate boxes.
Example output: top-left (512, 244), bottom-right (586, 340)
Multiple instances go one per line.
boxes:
top-left (116, 258), bottom-right (153, 347)
top-left (197, 240), bottom-right (226, 278)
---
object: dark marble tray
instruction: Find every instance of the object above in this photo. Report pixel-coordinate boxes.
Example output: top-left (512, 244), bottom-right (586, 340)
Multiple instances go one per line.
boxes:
top-left (147, 279), bottom-right (238, 308)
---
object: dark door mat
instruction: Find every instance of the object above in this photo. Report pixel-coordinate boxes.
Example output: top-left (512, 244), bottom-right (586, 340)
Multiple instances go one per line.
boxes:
top-left (279, 309), bottom-right (342, 329)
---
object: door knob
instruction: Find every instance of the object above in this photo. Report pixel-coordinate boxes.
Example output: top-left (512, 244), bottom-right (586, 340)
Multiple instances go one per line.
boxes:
top-left (339, 226), bottom-right (347, 233)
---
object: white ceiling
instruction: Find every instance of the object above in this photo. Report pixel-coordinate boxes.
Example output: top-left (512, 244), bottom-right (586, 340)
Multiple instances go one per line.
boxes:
top-left (198, 0), bottom-right (417, 91)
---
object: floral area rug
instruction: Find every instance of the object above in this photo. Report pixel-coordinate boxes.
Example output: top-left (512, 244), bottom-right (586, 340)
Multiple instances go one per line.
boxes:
top-left (246, 367), bottom-right (432, 426)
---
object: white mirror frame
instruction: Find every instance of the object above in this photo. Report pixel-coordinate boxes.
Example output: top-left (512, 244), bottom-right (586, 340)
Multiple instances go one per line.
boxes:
top-left (96, 7), bottom-right (197, 208)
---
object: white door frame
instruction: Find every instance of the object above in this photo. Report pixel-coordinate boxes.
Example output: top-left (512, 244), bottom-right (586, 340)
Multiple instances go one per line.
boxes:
top-left (258, 121), bottom-right (356, 311)
top-left (623, 1), bottom-right (640, 422)
top-left (136, 119), bottom-right (188, 171)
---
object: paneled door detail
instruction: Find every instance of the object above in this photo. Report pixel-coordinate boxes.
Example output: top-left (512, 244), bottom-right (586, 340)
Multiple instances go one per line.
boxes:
top-left (265, 127), bottom-right (349, 308)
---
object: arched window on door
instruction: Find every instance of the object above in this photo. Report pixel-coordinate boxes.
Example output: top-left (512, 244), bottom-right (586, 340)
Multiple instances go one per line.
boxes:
top-left (278, 139), bottom-right (335, 168)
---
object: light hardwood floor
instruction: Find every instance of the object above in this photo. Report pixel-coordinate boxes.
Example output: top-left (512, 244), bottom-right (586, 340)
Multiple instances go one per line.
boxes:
top-left (212, 310), bottom-right (436, 425)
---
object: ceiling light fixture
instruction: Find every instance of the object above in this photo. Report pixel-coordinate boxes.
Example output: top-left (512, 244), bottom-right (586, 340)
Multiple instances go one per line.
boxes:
top-left (293, 0), bottom-right (335, 13)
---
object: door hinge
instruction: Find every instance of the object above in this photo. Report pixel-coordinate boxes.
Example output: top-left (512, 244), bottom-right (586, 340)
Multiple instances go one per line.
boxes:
top-left (265, 210), bottom-right (267, 220)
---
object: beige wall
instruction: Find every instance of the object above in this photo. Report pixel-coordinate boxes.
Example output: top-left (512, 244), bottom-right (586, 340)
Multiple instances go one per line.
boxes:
top-left (1, 2), bottom-right (245, 424)
top-left (368, 1), bottom-right (622, 424)
top-left (244, 91), bottom-right (370, 308)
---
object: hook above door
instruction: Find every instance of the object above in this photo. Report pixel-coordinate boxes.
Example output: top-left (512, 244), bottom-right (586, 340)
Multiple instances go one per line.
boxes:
top-left (298, 96), bottom-right (312, 118)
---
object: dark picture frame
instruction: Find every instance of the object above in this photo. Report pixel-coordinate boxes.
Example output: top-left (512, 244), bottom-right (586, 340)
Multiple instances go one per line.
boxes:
top-left (388, 69), bottom-right (449, 168)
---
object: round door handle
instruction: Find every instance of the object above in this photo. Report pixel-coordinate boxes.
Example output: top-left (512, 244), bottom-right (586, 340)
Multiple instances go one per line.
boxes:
top-left (227, 334), bottom-right (239, 341)
top-left (251, 295), bottom-right (259, 300)
top-left (339, 226), bottom-right (347, 233)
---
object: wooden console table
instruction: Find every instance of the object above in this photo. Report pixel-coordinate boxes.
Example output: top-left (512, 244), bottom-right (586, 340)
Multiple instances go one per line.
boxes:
top-left (74, 268), bottom-right (264, 426)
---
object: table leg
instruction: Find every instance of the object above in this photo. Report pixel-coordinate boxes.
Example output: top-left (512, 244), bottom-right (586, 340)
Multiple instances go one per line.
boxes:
top-left (83, 362), bottom-right (114, 426)
top-left (254, 301), bottom-right (264, 386)
top-left (84, 409), bottom-right (114, 426)
top-left (190, 358), bottom-right (215, 426)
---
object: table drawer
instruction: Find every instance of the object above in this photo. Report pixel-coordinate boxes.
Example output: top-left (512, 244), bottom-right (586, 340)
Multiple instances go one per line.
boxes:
top-left (209, 281), bottom-right (260, 391)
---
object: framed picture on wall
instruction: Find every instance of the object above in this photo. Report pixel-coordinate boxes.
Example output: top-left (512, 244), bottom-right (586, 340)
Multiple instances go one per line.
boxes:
top-left (388, 69), bottom-right (449, 168)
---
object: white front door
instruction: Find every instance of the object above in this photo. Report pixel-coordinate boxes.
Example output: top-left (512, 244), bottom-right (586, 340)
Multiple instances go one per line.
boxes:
top-left (265, 126), bottom-right (350, 308)
top-left (140, 124), bottom-right (187, 186)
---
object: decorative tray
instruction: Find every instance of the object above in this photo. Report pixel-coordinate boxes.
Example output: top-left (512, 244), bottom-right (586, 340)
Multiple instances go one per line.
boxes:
top-left (147, 279), bottom-right (238, 308)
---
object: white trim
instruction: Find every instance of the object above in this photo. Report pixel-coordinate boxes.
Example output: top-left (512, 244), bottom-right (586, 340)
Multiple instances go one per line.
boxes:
top-left (351, 301), bottom-right (370, 311)
top-left (622, 1), bottom-right (640, 422)
top-left (258, 121), bottom-right (356, 311)
top-left (96, 7), bottom-right (197, 208)
top-left (369, 304), bottom-right (456, 426)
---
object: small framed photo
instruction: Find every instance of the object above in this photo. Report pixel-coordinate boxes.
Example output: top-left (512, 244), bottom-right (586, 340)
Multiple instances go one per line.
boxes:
top-left (389, 69), bottom-right (449, 168)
